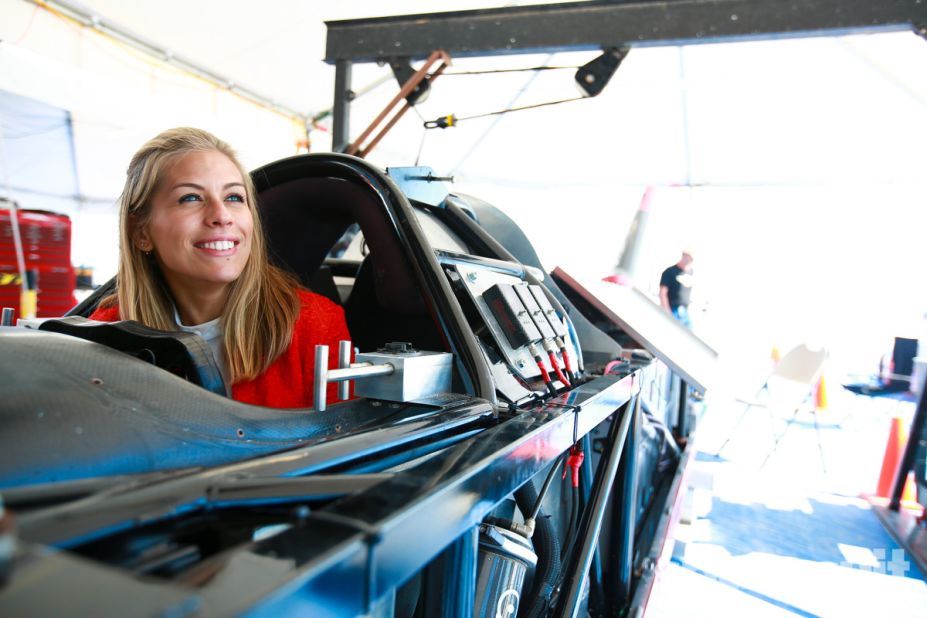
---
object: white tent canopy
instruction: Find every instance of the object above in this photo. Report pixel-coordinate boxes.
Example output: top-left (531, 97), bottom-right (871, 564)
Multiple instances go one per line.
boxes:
top-left (1, 0), bottom-right (926, 371)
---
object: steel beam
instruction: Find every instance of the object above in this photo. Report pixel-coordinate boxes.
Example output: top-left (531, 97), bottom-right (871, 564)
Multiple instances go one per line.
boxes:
top-left (611, 393), bottom-right (642, 608)
top-left (556, 394), bottom-right (636, 618)
top-left (420, 527), bottom-right (478, 617)
top-left (325, 0), bottom-right (926, 63)
top-left (676, 375), bottom-right (690, 438)
top-left (332, 60), bottom-right (353, 152)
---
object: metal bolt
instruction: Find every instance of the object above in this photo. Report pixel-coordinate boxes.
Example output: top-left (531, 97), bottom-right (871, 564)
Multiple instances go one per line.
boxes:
top-left (517, 359), bottom-right (527, 369)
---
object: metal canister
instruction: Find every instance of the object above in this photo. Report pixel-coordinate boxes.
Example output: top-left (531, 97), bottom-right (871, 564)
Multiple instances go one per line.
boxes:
top-left (474, 523), bottom-right (537, 618)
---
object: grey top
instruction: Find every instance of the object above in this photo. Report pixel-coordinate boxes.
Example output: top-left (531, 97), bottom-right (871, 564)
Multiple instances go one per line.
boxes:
top-left (173, 307), bottom-right (229, 386)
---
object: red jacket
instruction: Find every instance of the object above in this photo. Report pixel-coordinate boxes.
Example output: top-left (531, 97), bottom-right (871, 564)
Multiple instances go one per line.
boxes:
top-left (89, 289), bottom-right (351, 409)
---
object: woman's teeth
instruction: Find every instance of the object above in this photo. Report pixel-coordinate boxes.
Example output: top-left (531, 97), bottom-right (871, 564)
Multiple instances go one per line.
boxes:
top-left (197, 241), bottom-right (235, 251)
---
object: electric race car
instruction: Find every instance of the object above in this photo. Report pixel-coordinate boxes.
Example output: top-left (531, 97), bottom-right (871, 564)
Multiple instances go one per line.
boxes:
top-left (0, 153), bottom-right (709, 617)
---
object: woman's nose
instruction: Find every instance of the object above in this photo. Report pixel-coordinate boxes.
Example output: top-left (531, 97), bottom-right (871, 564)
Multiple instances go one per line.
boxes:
top-left (205, 197), bottom-right (233, 226)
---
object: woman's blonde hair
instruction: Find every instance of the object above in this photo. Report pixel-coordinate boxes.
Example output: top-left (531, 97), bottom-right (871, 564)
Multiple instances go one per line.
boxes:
top-left (102, 127), bottom-right (299, 383)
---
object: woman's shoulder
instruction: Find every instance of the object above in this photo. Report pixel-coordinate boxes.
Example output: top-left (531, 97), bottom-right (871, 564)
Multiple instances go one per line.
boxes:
top-left (88, 300), bottom-right (120, 321)
top-left (296, 287), bottom-right (337, 307)
top-left (295, 288), bottom-right (342, 313)
top-left (293, 288), bottom-right (347, 332)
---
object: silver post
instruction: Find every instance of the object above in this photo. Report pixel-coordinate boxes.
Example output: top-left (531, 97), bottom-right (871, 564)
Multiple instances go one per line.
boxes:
top-left (1, 308), bottom-right (13, 326)
top-left (314, 344), bottom-right (329, 412)
top-left (338, 340), bottom-right (352, 401)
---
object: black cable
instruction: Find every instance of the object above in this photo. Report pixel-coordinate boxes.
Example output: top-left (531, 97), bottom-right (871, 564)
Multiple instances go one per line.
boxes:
top-left (530, 453), bottom-right (567, 521)
top-left (560, 486), bottom-right (580, 563)
top-left (561, 487), bottom-right (575, 561)
top-left (411, 105), bottom-right (428, 166)
top-left (514, 483), bottom-right (561, 618)
top-left (571, 485), bottom-right (579, 546)
top-left (425, 96), bottom-right (587, 129)
top-left (456, 94), bottom-right (587, 121)
top-left (552, 485), bottom-right (584, 613)
top-left (448, 52), bottom-right (555, 174)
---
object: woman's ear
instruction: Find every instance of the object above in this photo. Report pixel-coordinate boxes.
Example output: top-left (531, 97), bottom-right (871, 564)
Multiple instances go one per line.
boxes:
top-left (134, 225), bottom-right (153, 252)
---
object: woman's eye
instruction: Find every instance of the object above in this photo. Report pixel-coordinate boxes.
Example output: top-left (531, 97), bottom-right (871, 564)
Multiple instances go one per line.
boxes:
top-left (226, 193), bottom-right (246, 204)
top-left (179, 193), bottom-right (201, 203)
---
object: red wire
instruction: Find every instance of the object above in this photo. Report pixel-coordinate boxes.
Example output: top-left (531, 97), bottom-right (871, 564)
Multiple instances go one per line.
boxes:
top-left (548, 351), bottom-right (570, 386)
top-left (561, 444), bottom-right (585, 488)
top-left (535, 358), bottom-right (552, 384)
top-left (530, 343), bottom-right (557, 395)
top-left (560, 344), bottom-right (574, 376)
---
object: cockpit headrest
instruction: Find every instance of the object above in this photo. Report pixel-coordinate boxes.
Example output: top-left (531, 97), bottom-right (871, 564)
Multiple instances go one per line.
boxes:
top-left (257, 174), bottom-right (424, 315)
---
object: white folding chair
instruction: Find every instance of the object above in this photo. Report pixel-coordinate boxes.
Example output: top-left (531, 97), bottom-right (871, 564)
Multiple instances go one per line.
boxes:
top-left (716, 344), bottom-right (828, 469)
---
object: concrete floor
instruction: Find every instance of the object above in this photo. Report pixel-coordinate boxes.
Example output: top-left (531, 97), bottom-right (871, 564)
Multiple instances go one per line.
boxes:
top-left (646, 382), bottom-right (927, 617)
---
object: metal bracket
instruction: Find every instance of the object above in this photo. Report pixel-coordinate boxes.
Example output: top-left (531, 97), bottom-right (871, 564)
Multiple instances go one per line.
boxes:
top-left (314, 341), bottom-right (395, 411)
top-left (389, 57), bottom-right (431, 105)
top-left (574, 46), bottom-right (629, 97)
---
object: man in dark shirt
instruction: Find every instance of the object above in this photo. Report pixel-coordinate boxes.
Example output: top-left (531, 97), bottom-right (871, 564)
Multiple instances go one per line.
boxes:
top-left (659, 250), bottom-right (694, 328)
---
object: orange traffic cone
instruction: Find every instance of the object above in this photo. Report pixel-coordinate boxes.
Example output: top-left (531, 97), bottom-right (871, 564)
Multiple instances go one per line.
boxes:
top-left (875, 415), bottom-right (916, 502)
top-left (814, 376), bottom-right (828, 411)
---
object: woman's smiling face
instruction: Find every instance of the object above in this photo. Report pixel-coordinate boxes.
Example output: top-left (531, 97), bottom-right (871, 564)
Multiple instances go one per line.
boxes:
top-left (135, 149), bottom-right (253, 302)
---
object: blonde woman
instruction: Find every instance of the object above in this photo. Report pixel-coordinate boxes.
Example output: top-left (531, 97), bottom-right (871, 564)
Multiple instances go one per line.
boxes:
top-left (91, 127), bottom-right (349, 408)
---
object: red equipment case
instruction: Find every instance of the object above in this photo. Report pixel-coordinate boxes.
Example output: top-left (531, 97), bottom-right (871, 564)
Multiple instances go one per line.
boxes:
top-left (0, 208), bottom-right (76, 317)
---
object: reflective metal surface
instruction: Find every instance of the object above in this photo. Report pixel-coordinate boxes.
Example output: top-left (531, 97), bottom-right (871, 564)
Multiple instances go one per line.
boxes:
top-left (16, 396), bottom-right (494, 547)
top-left (354, 349), bottom-right (453, 403)
top-left (553, 268), bottom-right (717, 392)
top-left (1, 371), bottom-right (638, 617)
top-left (203, 372), bottom-right (638, 616)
